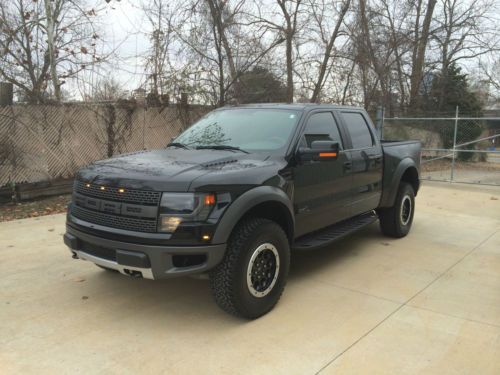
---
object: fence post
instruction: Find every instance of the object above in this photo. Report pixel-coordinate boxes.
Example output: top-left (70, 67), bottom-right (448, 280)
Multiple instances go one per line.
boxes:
top-left (450, 106), bottom-right (459, 182)
top-left (375, 106), bottom-right (384, 140)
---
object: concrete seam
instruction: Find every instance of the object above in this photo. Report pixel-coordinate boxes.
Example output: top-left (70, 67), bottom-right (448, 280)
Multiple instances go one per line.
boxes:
top-left (315, 228), bottom-right (500, 374)
top-left (406, 304), bottom-right (500, 329)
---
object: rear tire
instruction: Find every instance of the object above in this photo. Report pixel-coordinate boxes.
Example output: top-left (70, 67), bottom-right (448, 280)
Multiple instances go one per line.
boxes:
top-left (209, 218), bottom-right (290, 319)
top-left (378, 182), bottom-right (415, 238)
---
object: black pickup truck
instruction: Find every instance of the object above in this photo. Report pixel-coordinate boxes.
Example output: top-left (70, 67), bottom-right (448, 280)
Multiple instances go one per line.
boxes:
top-left (64, 104), bottom-right (421, 319)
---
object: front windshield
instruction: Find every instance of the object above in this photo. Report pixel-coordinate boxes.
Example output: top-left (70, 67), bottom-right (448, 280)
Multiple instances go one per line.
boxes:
top-left (174, 108), bottom-right (301, 153)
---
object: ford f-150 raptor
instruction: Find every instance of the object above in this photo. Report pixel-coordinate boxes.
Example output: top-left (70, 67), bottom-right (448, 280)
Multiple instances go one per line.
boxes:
top-left (64, 104), bottom-right (421, 319)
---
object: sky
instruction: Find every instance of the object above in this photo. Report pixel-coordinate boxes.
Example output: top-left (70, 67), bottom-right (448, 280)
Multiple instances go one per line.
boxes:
top-left (89, 0), bottom-right (150, 93)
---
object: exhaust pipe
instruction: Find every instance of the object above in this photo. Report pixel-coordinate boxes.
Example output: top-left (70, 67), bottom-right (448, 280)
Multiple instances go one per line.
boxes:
top-left (124, 269), bottom-right (143, 278)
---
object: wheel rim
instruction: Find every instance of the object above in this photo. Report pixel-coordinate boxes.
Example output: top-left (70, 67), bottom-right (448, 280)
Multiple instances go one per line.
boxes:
top-left (246, 243), bottom-right (280, 298)
top-left (400, 195), bottom-right (412, 226)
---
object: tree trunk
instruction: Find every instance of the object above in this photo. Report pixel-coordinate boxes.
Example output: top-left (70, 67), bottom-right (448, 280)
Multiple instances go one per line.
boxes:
top-left (105, 105), bottom-right (116, 157)
top-left (310, 0), bottom-right (351, 103)
top-left (359, 0), bottom-right (388, 107)
top-left (285, 35), bottom-right (294, 102)
top-left (409, 0), bottom-right (437, 109)
top-left (44, 0), bottom-right (61, 101)
top-left (206, 0), bottom-right (240, 101)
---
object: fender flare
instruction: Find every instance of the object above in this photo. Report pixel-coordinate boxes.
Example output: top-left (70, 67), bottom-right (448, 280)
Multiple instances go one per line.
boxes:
top-left (379, 158), bottom-right (419, 208)
top-left (211, 186), bottom-right (294, 244)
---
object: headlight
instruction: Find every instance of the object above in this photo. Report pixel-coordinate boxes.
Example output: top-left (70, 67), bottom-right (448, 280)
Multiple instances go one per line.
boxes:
top-left (158, 192), bottom-right (216, 232)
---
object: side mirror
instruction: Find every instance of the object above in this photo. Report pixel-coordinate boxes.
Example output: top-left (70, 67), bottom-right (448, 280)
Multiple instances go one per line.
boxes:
top-left (297, 141), bottom-right (340, 162)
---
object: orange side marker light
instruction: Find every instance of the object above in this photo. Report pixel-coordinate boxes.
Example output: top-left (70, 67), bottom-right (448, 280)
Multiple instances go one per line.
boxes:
top-left (319, 152), bottom-right (337, 158)
top-left (204, 194), bottom-right (216, 205)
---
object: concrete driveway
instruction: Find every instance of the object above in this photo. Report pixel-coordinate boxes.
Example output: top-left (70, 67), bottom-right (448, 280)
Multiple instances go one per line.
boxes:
top-left (1, 182), bottom-right (499, 374)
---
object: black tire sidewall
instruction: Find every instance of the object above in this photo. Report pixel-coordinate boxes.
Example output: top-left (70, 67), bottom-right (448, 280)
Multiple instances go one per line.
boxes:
top-left (233, 221), bottom-right (290, 318)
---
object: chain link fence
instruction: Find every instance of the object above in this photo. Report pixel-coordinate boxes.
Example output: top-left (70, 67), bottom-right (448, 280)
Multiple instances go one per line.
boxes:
top-left (381, 108), bottom-right (500, 186)
top-left (0, 103), bottom-right (210, 188)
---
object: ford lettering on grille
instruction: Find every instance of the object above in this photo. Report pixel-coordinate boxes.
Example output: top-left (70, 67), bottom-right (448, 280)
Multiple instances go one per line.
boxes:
top-left (71, 182), bottom-right (160, 233)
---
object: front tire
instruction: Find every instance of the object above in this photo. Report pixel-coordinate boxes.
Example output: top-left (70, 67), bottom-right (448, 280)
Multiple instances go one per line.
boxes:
top-left (378, 182), bottom-right (415, 238)
top-left (209, 218), bottom-right (290, 319)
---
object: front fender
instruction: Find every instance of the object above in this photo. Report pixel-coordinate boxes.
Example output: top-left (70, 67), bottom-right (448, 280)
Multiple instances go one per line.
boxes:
top-left (211, 186), bottom-right (294, 244)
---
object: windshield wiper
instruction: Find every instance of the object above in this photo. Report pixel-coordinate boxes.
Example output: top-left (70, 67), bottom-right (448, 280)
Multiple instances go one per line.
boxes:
top-left (167, 142), bottom-right (191, 150)
top-left (195, 145), bottom-right (250, 154)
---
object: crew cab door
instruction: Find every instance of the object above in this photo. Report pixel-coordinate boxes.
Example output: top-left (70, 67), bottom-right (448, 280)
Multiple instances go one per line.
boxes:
top-left (293, 111), bottom-right (352, 237)
top-left (338, 111), bottom-right (383, 216)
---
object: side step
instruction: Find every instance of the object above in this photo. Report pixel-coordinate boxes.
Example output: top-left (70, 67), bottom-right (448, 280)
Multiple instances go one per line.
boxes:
top-left (293, 211), bottom-right (378, 251)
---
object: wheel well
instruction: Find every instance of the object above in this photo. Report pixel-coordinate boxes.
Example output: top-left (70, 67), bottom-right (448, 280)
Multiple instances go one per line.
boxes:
top-left (238, 201), bottom-right (294, 243)
top-left (401, 166), bottom-right (419, 195)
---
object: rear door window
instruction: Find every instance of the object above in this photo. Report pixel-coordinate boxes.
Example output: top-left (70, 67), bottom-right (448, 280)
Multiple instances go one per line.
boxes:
top-left (341, 112), bottom-right (374, 149)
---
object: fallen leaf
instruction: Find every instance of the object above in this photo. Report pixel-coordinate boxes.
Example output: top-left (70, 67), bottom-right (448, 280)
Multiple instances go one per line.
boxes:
top-left (82, 296), bottom-right (89, 300)
top-left (73, 277), bottom-right (86, 282)
top-left (491, 197), bottom-right (498, 200)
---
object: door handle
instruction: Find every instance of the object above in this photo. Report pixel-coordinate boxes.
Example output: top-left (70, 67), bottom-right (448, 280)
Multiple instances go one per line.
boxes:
top-left (343, 161), bottom-right (352, 171)
top-left (369, 156), bottom-right (382, 164)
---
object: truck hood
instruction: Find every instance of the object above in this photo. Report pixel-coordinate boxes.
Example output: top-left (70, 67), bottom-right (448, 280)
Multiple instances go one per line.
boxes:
top-left (76, 148), bottom-right (283, 192)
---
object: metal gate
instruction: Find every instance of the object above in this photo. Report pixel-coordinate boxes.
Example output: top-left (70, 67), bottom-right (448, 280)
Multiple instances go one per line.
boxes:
top-left (379, 107), bottom-right (500, 186)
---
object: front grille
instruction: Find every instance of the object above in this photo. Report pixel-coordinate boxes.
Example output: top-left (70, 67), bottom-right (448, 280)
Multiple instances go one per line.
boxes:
top-left (80, 241), bottom-right (116, 261)
top-left (71, 205), bottom-right (157, 233)
top-left (75, 180), bottom-right (161, 206)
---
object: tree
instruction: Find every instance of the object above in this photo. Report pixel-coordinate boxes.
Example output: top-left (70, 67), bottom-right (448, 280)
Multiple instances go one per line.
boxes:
top-left (275, 0), bottom-right (303, 102)
top-left (432, 0), bottom-right (500, 109)
top-left (308, 0), bottom-right (351, 103)
top-left (93, 77), bottom-right (127, 102)
top-left (142, 0), bottom-right (176, 96)
top-left (426, 64), bottom-right (482, 115)
top-left (250, 0), bottom-right (307, 103)
top-left (0, 0), bottom-right (106, 103)
top-left (408, 0), bottom-right (437, 108)
top-left (424, 63), bottom-right (484, 159)
top-left (235, 66), bottom-right (287, 103)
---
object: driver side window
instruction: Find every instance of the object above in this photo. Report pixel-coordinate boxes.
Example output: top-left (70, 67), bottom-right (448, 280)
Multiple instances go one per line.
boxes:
top-left (301, 112), bottom-right (343, 148)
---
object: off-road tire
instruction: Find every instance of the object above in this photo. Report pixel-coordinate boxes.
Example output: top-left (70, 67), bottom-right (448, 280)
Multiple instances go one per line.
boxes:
top-left (378, 182), bottom-right (415, 238)
top-left (209, 218), bottom-right (290, 319)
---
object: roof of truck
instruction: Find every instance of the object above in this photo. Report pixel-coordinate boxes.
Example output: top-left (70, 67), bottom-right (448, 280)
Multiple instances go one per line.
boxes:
top-left (220, 103), bottom-right (366, 111)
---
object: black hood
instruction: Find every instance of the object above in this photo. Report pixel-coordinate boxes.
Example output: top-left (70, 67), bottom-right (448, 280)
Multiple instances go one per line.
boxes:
top-left (77, 148), bottom-right (285, 192)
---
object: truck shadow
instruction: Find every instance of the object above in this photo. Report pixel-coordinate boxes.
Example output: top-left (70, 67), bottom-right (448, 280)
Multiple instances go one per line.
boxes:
top-left (289, 222), bottom-right (384, 281)
top-left (83, 222), bottom-right (386, 322)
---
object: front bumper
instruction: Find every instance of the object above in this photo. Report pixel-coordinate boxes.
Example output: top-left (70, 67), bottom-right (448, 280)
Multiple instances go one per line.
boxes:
top-left (65, 226), bottom-right (226, 280)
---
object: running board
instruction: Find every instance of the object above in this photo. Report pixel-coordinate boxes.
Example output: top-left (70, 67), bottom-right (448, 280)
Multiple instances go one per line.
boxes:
top-left (293, 211), bottom-right (378, 251)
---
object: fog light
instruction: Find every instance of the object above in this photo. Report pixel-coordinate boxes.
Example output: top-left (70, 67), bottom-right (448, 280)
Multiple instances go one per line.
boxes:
top-left (202, 234), bottom-right (210, 241)
top-left (159, 216), bottom-right (182, 233)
